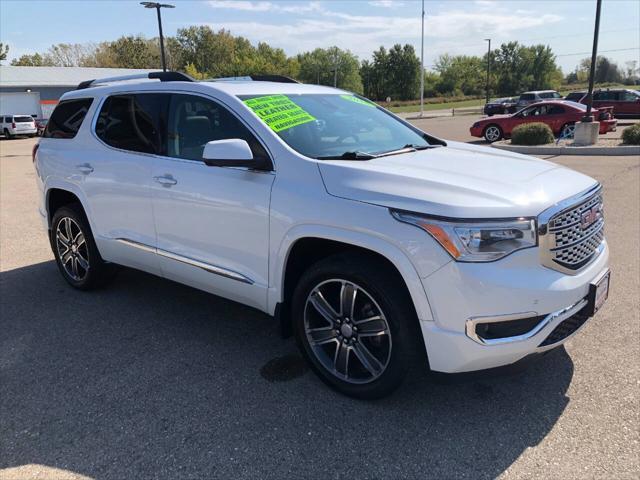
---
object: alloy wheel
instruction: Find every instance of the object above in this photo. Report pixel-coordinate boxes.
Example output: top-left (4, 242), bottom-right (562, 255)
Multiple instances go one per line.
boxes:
top-left (303, 279), bottom-right (392, 384)
top-left (485, 126), bottom-right (501, 142)
top-left (55, 217), bottom-right (90, 281)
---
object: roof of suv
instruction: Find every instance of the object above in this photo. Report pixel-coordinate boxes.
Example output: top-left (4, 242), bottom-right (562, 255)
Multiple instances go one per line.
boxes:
top-left (61, 78), bottom-right (347, 102)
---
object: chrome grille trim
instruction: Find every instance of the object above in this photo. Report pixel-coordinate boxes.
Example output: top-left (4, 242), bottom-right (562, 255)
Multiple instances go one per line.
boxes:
top-left (538, 184), bottom-right (605, 275)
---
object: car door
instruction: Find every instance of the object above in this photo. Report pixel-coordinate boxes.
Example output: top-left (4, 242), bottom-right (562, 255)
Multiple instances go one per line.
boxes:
top-left (619, 90), bottom-right (640, 115)
top-left (150, 92), bottom-right (275, 310)
top-left (508, 105), bottom-right (539, 134)
top-left (543, 104), bottom-right (567, 133)
top-left (83, 93), bottom-right (166, 275)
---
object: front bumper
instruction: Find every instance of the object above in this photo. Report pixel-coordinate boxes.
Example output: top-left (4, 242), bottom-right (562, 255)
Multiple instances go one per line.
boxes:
top-left (419, 241), bottom-right (609, 373)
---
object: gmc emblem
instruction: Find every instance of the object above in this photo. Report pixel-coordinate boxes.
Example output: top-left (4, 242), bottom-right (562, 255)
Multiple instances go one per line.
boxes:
top-left (581, 204), bottom-right (602, 229)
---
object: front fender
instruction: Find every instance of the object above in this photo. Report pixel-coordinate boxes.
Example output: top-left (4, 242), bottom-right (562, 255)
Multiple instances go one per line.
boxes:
top-left (267, 223), bottom-right (434, 323)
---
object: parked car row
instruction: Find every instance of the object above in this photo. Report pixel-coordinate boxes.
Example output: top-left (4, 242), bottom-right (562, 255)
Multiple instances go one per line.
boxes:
top-left (485, 88), bottom-right (640, 118)
top-left (472, 100), bottom-right (617, 142)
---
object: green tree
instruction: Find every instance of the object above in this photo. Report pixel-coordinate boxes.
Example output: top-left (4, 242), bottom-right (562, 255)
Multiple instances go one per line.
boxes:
top-left (435, 54), bottom-right (485, 95)
top-left (106, 36), bottom-right (160, 69)
top-left (11, 53), bottom-right (53, 66)
top-left (297, 47), bottom-right (362, 93)
top-left (0, 43), bottom-right (8, 63)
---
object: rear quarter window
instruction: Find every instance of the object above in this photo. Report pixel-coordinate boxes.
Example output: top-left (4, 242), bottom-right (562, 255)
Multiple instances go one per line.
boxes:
top-left (43, 98), bottom-right (93, 139)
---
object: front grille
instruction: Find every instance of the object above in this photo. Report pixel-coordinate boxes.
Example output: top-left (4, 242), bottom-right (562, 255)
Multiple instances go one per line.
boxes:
top-left (542, 191), bottom-right (605, 272)
top-left (538, 307), bottom-right (590, 347)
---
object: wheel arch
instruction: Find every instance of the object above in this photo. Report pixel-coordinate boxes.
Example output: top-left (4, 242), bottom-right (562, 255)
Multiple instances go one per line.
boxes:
top-left (271, 226), bottom-right (434, 336)
top-left (44, 181), bottom-right (93, 231)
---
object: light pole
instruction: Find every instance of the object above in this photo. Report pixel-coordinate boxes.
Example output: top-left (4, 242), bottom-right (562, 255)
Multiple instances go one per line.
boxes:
top-left (140, 2), bottom-right (175, 72)
top-left (583, 0), bottom-right (602, 122)
top-left (484, 38), bottom-right (491, 105)
top-left (419, 0), bottom-right (425, 117)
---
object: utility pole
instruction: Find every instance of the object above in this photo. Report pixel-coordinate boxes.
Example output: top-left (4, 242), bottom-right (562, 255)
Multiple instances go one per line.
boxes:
top-left (140, 2), bottom-right (175, 72)
top-left (583, 0), bottom-right (603, 121)
top-left (484, 38), bottom-right (491, 105)
top-left (420, 0), bottom-right (425, 117)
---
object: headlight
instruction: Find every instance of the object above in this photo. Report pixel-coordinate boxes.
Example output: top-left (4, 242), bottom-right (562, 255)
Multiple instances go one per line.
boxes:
top-left (391, 210), bottom-right (537, 262)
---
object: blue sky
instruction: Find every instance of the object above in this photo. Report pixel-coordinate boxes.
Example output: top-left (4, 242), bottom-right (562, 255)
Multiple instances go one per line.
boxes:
top-left (1, 0), bottom-right (639, 73)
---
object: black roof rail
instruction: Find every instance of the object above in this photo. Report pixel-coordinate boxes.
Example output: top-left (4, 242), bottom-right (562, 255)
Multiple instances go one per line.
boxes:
top-left (250, 74), bottom-right (299, 83)
top-left (211, 75), bottom-right (300, 84)
top-left (76, 71), bottom-right (194, 90)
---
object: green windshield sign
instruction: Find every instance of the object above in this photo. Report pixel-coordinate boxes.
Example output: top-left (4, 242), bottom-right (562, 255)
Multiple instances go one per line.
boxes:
top-left (243, 95), bottom-right (316, 132)
top-left (339, 94), bottom-right (376, 107)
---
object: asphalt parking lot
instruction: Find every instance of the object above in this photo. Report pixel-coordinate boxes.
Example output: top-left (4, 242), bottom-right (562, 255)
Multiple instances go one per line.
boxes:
top-left (1, 118), bottom-right (638, 479)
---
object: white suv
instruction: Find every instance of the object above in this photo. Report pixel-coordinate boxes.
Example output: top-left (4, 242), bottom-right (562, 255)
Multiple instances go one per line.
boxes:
top-left (34, 72), bottom-right (610, 398)
top-left (2, 114), bottom-right (37, 138)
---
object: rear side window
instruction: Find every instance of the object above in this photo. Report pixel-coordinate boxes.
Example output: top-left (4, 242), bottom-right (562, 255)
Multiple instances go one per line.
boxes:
top-left (564, 93), bottom-right (584, 102)
top-left (521, 94), bottom-right (535, 100)
top-left (43, 98), bottom-right (93, 139)
top-left (95, 94), bottom-right (168, 155)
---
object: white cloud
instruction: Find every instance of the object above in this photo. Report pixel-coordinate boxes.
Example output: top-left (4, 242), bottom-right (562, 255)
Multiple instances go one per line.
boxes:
top-left (208, 1), bottom-right (273, 11)
top-left (200, 3), bottom-right (563, 62)
top-left (208, 1), bottom-right (322, 14)
top-left (368, 1), bottom-right (405, 7)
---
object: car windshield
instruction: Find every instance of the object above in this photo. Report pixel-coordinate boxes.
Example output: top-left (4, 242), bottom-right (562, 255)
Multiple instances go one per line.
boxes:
top-left (14, 116), bottom-right (33, 123)
top-left (238, 93), bottom-right (431, 159)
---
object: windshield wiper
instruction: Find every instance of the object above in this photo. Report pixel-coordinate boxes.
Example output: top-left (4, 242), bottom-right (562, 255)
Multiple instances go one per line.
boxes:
top-left (376, 144), bottom-right (436, 157)
top-left (316, 151), bottom-right (377, 160)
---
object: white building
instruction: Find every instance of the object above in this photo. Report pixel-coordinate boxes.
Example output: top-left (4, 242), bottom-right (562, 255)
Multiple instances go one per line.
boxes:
top-left (0, 66), bottom-right (159, 118)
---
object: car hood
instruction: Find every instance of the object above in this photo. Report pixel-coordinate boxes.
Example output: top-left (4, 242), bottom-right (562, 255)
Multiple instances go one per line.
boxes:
top-left (317, 141), bottom-right (597, 218)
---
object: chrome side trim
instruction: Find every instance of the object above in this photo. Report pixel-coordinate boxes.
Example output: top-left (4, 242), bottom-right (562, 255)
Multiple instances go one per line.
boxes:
top-left (466, 298), bottom-right (589, 346)
top-left (115, 238), bottom-right (156, 254)
top-left (114, 238), bottom-right (254, 285)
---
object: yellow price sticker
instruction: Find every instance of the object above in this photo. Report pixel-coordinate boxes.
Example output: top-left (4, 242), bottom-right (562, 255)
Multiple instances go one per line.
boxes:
top-left (243, 95), bottom-right (316, 132)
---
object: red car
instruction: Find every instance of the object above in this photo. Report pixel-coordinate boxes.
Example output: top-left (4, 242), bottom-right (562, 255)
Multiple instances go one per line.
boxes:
top-left (470, 100), bottom-right (617, 143)
top-left (565, 89), bottom-right (640, 118)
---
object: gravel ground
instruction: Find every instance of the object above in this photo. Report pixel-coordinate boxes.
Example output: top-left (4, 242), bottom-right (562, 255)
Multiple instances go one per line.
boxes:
top-left (1, 127), bottom-right (638, 479)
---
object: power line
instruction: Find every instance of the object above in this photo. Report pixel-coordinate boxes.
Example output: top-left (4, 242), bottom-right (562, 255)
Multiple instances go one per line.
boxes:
top-left (556, 47), bottom-right (640, 57)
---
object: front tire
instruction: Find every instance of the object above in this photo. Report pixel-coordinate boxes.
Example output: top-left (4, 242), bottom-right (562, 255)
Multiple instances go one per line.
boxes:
top-left (50, 204), bottom-right (116, 290)
top-left (292, 253), bottom-right (421, 399)
top-left (483, 124), bottom-right (503, 143)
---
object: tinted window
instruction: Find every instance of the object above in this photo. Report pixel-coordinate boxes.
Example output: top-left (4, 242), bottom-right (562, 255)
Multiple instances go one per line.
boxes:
top-left (547, 105), bottom-right (565, 115)
top-left (594, 91), bottom-right (618, 101)
top-left (43, 99), bottom-right (93, 139)
top-left (167, 94), bottom-right (269, 162)
top-left (621, 90), bottom-right (639, 101)
top-left (4, 117), bottom-right (11, 122)
top-left (521, 94), bottom-right (535, 100)
top-left (14, 116), bottom-right (33, 123)
top-left (564, 93), bottom-right (584, 102)
top-left (95, 94), bottom-right (168, 154)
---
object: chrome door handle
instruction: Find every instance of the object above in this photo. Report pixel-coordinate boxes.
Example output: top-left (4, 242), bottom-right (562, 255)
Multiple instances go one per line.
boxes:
top-left (153, 175), bottom-right (177, 186)
top-left (76, 163), bottom-right (94, 174)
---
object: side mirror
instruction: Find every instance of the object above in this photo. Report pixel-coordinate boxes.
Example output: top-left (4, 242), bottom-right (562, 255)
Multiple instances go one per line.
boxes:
top-left (202, 139), bottom-right (259, 168)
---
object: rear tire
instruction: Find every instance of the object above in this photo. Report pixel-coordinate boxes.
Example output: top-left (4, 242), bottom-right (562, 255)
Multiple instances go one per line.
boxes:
top-left (50, 204), bottom-right (117, 290)
top-left (4, 129), bottom-right (13, 140)
top-left (292, 253), bottom-right (422, 399)
top-left (483, 124), bottom-right (503, 143)
top-left (560, 122), bottom-right (576, 139)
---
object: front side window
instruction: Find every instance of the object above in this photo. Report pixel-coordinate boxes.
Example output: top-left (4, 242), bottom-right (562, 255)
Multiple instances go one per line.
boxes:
top-left (238, 94), bottom-right (430, 159)
top-left (167, 94), bottom-right (269, 162)
top-left (43, 98), bottom-right (93, 139)
top-left (95, 94), bottom-right (167, 154)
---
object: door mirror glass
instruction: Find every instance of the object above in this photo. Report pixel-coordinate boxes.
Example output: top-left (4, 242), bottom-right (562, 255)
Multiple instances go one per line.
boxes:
top-left (202, 139), bottom-right (255, 167)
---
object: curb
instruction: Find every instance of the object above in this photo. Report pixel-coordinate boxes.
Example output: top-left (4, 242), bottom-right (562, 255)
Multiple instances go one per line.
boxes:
top-left (491, 143), bottom-right (640, 156)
